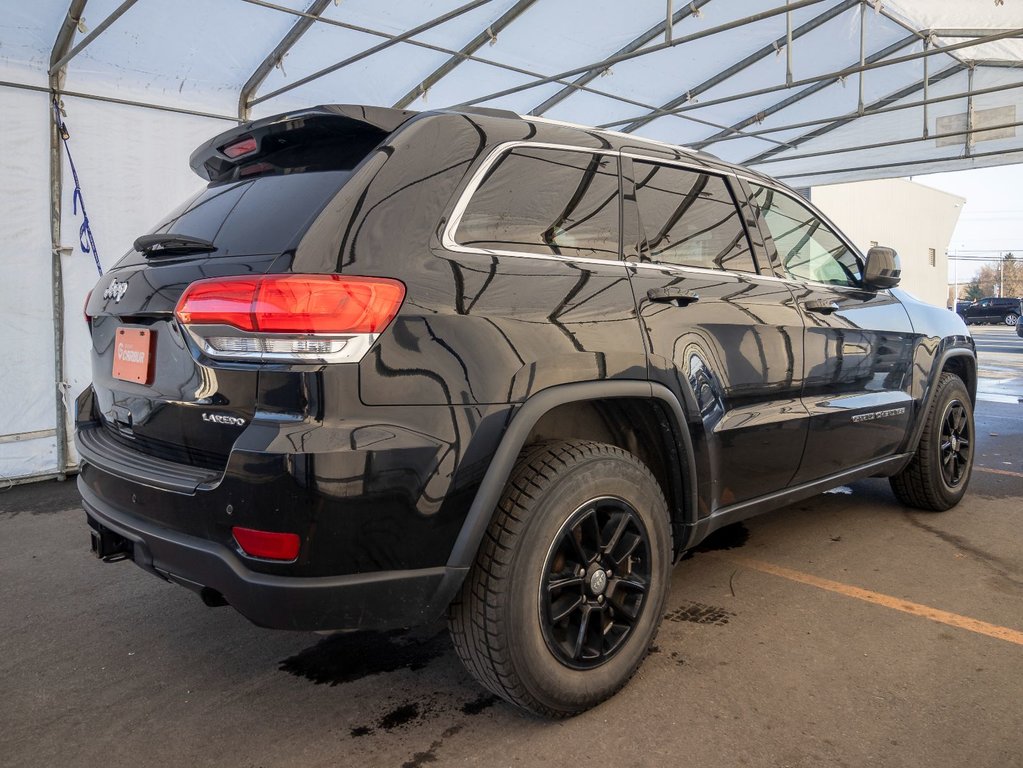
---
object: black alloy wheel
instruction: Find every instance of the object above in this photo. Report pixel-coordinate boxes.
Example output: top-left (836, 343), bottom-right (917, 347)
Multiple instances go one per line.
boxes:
top-left (448, 440), bottom-right (671, 717)
top-left (939, 399), bottom-right (971, 488)
top-left (539, 497), bottom-right (651, 669)
top-left (890, 372), bottom-right (974, 511)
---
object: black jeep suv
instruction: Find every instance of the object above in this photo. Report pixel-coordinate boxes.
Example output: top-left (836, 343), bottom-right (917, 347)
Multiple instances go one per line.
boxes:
top-left (960, 296), bottom-right (1021, 326)
top-left (78, 105), bottom-right (976, 717)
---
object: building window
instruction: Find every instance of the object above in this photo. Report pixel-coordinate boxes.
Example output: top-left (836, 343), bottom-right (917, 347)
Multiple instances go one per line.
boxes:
top-left (929, 248), bottom-right (936, 266)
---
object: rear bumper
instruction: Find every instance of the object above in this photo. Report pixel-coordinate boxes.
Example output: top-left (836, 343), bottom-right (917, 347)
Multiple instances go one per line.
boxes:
top-left (80, 478), bottom-right (467, 632)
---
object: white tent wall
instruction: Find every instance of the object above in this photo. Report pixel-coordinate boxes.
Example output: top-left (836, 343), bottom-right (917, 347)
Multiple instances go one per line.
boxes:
top-left (0, 0), bottom-right (1021, 482)
top-left (0, 87), bottom-right (228, 481)
top-left (0, 87), bottom-right (58, 482)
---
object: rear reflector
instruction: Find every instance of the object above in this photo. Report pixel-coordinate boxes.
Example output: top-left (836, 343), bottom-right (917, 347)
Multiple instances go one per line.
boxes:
top-left (222, 135), bottom-right (257, 158)
top-left (232, 527), bottom-right (301, 561)
top-left (175, 275), bottom-right (405, 335)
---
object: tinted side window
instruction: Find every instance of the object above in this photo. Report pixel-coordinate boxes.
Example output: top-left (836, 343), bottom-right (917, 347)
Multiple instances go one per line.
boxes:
top-left (455, 148), bottom-right (620, 260)
top-left (750, 184), bottom-right (863, 287)
top-left (633, 161), bottom-right (755, 272)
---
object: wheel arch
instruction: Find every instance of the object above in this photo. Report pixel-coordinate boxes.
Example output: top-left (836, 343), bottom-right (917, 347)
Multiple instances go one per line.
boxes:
top-left (897, 345), bottom-right (977, 466)
top-left (445, 381), bottom-right (698, 571)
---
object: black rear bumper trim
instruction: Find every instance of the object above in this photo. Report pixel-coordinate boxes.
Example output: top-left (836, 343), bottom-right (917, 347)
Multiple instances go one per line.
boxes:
top-left (80, 480), bottom-right (467, 632)
top-left (76, 423), bottom-right (221, 494)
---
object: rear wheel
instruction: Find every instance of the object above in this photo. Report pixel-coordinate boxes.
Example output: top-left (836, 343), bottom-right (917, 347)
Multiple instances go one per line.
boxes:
top-left (448, 440), bottom-right (671, 717)
top-left (890, 373), bottom-right (974, 511)
top-left (1004, 312), bottom-right (1019, 326)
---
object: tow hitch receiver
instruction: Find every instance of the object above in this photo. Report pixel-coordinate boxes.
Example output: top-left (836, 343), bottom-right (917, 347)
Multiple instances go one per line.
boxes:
top-left (90, 524), bottom-right (133, 561)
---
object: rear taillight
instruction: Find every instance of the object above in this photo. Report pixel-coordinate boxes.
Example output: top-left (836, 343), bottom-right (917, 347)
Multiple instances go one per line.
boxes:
top-left (232, 526), bottom-right (301, 561)
top-left (174, 274), bottom-right (405, 363)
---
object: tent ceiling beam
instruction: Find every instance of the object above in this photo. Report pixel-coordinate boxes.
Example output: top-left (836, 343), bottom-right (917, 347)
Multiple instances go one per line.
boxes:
top-left (744, 62), bottom-right (965, 164)
top-left (598, 26), bottom-right (1021, 129)
top-left (452, 0), bottom-right (831, 107)
top-left (674, 34), bottom-right (919, 147)
top-left (620, 0), bottom-right (859, 133)
top-left (752, 104), bottom-right (1016, 166)
top-left (772, 144), bottom-right (1023, 181)
top-left (526, 0), bottom-right (714, 117)
top-left (238, 0), bottom-right (332, 120)
top-left (248, 0), bottom-right (492, 109)
top-left (237, 0), bottom-right (795, 147)
top-left (48, 0), bottom-right (139, 75)
top-left (692, 77), bottom-right (1023, 147)
top-left (393, 0), bottom-right (541, 110)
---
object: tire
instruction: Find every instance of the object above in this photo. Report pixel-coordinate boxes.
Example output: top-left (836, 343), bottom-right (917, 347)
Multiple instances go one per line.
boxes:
top-left (448, 440), bottom-right (672, 717)
top-left (1004, 312), bottom-right (1019, 326)
top-left (890, 373), bottom-right (974, 511)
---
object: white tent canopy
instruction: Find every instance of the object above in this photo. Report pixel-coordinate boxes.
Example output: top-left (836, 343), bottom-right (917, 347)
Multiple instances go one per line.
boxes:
top-left (1, 0), bottom-right (1021, 481)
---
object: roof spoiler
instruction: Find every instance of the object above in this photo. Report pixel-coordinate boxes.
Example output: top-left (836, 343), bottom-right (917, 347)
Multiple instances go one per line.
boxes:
top-left (189, 104), bottom-right (417, 182)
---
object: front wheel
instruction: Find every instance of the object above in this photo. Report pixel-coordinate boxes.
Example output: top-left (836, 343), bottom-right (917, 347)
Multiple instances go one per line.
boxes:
top-left (448, 440), bottom-right (672, 717)
top-left (890, 373), bottom-right (974, 511)
top-left (1004, 312), bottom-right (1019, 326)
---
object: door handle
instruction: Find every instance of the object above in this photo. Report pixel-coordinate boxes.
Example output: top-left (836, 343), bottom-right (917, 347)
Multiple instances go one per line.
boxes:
top-left (803, 299), bottom-right (840, 315)
top-left (647, 287), bottom-right (700, 306)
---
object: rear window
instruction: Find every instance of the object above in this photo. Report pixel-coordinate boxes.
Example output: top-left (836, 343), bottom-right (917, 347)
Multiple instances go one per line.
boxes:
top-left (150, 170), bottom-right (353, 257)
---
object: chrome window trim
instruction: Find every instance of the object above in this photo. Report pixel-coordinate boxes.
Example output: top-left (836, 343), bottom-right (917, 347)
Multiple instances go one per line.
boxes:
top-left (442, 141), bottom-right (624, 267)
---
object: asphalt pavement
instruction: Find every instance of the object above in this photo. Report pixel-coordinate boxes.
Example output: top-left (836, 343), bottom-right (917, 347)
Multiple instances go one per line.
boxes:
top-left (2, 326), bottom-right (1021, 768)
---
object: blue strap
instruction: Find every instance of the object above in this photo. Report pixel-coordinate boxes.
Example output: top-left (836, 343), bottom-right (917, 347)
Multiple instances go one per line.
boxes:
top-left (53, 99), bottom-right (103, 276)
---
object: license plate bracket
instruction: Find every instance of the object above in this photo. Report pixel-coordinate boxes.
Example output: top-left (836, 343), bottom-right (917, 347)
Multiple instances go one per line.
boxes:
top-left (112, 327), bottom-right (153, 384)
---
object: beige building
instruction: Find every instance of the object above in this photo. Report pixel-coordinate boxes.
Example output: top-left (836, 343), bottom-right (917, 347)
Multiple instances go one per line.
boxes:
top-left (810, 178), bottom-right (965, 307)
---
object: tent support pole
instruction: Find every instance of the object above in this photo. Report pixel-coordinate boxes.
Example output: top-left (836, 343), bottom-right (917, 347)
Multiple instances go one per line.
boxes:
top-left (922, 36), bottom-right (930, 137)
top-left (48, 0), bottom-right (89, 481)
top-left (858, 1), bottom-right (866, 114)
top-left (785, 0), bottom-right (793, 86)
top-left (966, 65), bottom-right (976, 158)
top-left (48, 0), bottom-right (139, 74)
top-left (238, 0), bottom-right (331, 121)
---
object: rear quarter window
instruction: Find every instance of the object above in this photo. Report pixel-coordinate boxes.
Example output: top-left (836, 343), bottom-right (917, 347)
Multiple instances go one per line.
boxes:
top-left (454, 147), bottom-right (621, 261)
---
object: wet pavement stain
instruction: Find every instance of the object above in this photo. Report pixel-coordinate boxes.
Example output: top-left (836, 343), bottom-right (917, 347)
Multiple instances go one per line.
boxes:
top-left (379, 702), bottom-right (421, 730)
top-left (460, 693), bottom-right (498, 715)
top-left (401, 726), bottom-right (462, 768)
top-left (349, 726), bottom-right (373, 738)
top-left (664, 601), bottom-right (735, 626)
top-left (278, 629), bottom-right (447, 686)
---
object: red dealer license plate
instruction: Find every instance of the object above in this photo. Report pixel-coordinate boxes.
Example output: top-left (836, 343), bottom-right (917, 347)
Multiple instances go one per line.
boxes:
top-left (112, 327), bottom-right (153, 384)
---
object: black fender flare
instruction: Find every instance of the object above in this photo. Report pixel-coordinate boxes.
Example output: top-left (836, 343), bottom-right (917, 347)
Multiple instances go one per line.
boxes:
top-left (444, 380), bottom-right (698, 571)
top-left (896, 345), bottom-right (976, 468)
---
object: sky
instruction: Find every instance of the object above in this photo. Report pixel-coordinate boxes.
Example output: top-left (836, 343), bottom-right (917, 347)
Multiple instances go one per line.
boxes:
top-left (905, 163), bottom-right (1023, 284)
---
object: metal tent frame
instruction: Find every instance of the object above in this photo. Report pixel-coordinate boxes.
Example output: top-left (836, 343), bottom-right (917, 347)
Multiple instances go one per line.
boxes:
top-left (9, 0), bottom-right (1023, 479)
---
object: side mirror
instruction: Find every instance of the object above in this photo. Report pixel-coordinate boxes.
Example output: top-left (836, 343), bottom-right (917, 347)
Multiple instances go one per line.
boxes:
top-left (863, 246), bottom-right (901, 289)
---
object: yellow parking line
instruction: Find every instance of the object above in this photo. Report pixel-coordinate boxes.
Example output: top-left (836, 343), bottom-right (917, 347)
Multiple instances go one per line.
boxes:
top-left (716, 554), bottom-right (1023, 647)
top-left (975, 466), bottom-right (1023, 479)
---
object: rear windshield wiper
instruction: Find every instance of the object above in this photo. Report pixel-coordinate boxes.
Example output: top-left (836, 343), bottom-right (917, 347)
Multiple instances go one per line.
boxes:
top-left (134, 233), bottom-right (217, 257)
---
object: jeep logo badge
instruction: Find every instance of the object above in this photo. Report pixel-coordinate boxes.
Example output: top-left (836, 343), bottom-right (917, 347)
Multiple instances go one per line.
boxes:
top-left (102, 280), bottom-right (129, 303)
